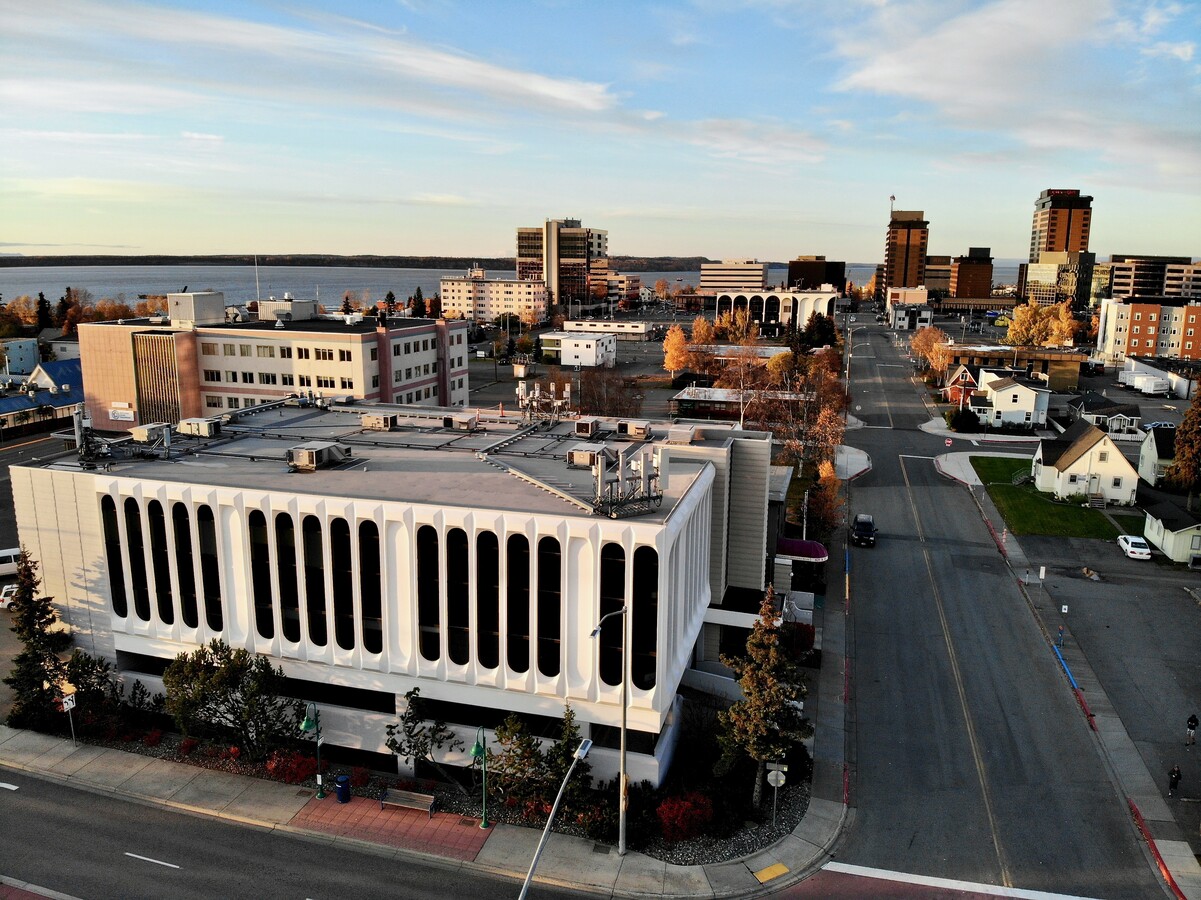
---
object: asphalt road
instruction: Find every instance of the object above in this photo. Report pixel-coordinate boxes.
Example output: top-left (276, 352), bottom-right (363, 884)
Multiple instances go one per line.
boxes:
top-left (0, 769), bottom-right (584, 900)
top-left (836, 324), bottom-right (1160, 898)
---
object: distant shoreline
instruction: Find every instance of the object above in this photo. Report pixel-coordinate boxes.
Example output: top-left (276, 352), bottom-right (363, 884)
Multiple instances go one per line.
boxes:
top-left (0, 254), bottom-right (722, 273)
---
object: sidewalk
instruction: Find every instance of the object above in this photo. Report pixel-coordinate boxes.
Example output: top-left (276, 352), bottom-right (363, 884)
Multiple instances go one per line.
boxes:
top-left (935, 450), bottom-right (1201, 900)
top-left (1, 592), bottom-right (850, 899)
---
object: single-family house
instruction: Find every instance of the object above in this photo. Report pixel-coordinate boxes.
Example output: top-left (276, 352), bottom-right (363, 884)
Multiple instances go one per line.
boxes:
top-left (1067, 392), bottom-right (1141, 436)
top-left (1032, 419), bottom-right (1138, 505)
top-left (969, 372), bottom-right (1051, 429)
top-left (1137, 426), bottom-right (1176, 486)
top-left (1139, 487), bottom-right (1201, 565)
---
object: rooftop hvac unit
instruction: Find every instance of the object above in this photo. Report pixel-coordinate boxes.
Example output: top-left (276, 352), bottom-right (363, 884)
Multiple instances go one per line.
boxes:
top-left (567, 442), bottom-right (605, 468)
top-left (442, 414), bottom-right (477, 431)
top-left (131, 422), bottom-right (172, 443)
top-left (286, 441), bottom-right (352, 472)
top-left (575, 418), bottom-right (600, 437)
top-left (361, 413), bottom-right (397, 431)
top-left (617, 420), bottom-right (651, 440)
top-left (178, 418), bottom-right (222, 437)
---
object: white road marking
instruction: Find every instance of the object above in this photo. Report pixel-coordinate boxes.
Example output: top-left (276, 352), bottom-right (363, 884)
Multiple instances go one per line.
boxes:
top-left (898, 454), bottom-right (935, 460)
top-left (125, 852), bottom-right (180, 869)
top-left (823, 862), bottom-right (1100, 899)
top-left (0, 782), bottom-right (18, 791)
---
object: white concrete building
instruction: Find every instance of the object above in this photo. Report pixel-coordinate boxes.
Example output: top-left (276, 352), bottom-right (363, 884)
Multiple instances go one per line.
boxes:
top-left (712, 289), bottom-right (840, 330)
top-left (540, 332), bottom-right (617, 367)
top-left (700, 260), bottom-right (768, 294)
top-left (439, 267), bottom-right (549, 325)
top-left (13, 405), bottom-right (792, 785)
top-left (1031, 419), bottom-right (1138, 505)
top-left (1, 338), bottom-right (40, 377)
top-left (562, 320), bottom-right (657, 341)
top-left (885, 286), bottom-right (929, 308)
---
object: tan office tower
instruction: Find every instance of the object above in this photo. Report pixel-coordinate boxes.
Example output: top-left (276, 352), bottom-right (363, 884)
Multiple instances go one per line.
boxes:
top-left (951, 247), bottom-right (994, 297)
top-left (1029, 189), bottom-right (1092, 263)
top-left (884, 211), bottom-right (928, 289)
top-left (516, 218), bottom-right (607, 314)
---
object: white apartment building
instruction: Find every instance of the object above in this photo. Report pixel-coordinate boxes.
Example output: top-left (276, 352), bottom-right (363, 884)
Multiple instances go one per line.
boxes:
top-left (699, 260), bottom-right (768, 294)
top-left (79, 292), bottom-right (470, 430)
top-left (13, 405), bottom-right (789, 785)
top-left (562, 320), bottom-right (656, 341)
top-left (540, 331), bottom-right (617, 367)
top-left (439, 267), bottom-right (549, 325)
top-left (1096, 295), bottom-right (1201, 363)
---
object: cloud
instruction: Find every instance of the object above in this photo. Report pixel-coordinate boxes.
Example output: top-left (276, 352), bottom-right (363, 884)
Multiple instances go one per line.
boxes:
top-left (182, 131), bottom-right (224, 143)
top-left (1140, 41), bottom-right (1194, 61)
top-left (410, 193), bottom-right (471, 206)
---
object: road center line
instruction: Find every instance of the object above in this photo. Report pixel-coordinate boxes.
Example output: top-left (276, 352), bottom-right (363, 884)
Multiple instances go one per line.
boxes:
top-left (125, 852), bottom-right (180, 869)
top-left (900, 457), bottom-right (1013, 888)
top-left (824, 862), bottom-right (1096, 899)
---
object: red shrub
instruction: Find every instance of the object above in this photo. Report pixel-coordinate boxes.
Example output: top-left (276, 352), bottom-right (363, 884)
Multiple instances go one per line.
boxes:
top-left (350, 766), bottom-right (370, 789)
top-left (179, 737), bottom-right (199, 757)
top-left (656, 792), bottom-right (714, 843)
top-left (266, 750), bottom-right (319, 785)
top-left (142, 729), bottom-right (163, 747)
top-left (227, 745), bottom-right (241, 760)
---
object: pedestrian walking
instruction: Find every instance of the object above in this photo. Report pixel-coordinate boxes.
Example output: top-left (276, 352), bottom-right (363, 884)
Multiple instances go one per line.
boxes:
top-left (1188, 714), bottom-right (1198, 748)
top-left (1169, 765), bottom-right (1182, 797)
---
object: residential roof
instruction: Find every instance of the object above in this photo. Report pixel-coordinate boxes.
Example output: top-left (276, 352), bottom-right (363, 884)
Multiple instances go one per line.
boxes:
top-left (35, 359), bottom-right (82, 388)
top-left (1070, 391), bottom-right (1140, 417)
top-left (1137, 485), bottom-right (1201, 533)
top-left (38, 327), bottom-right (78, 344)
top-left (1039, 419), bottom-right (1106, 469)
top-left (1150, 426), bottom-right (1177, 459)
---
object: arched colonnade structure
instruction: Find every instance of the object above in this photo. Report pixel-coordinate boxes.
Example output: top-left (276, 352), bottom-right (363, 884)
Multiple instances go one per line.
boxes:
top-left (714, 289), bottom-right (841, 330)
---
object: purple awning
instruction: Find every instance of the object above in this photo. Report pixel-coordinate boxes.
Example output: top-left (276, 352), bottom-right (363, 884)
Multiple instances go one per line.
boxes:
top-left (776, 537), bottom-right (829, 563)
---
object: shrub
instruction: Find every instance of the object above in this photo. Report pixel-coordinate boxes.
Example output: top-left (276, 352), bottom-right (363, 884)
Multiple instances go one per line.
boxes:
top-left (946, 408), bottom-right (980, 433)
top-left (350, 766), bottom-right (370, 789)
top-left (656, 791), bottom-right (714, 843)
top-left (179, 737), bottom-right (199, 757)
top-left (142, 728), bottom-right (163, 747)
top-left (266, 750), bottom-right (319, 785)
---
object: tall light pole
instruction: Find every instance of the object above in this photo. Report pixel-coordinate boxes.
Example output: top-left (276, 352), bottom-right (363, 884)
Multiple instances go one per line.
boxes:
top-left (469, 726), bottom-right (491, 829)
top-left (518, 739), bottom-right (593, 900)
top-left (591, 605), bottom-right (628, 856)
top-left (300, 702), bottom-right (325, 799)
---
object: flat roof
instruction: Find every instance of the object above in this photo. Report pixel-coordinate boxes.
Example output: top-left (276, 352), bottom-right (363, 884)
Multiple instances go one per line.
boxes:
top-left (38, 402), bottom-right (760, 521)
top-left (83, 316), bottom-right (456, 335)
top-left (543, 331), bottom-right (615, 341)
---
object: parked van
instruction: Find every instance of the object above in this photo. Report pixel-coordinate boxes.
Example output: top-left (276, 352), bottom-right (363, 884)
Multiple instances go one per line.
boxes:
top-left (0, 548), bottom-right (20, 578)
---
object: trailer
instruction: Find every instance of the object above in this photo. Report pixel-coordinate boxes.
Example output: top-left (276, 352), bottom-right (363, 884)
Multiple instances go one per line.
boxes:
top-left (1135, 376), bottom-right (1170, 396)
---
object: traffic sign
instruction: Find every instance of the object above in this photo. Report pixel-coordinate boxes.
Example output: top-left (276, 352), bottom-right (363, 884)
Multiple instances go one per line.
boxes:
top-left (945, 438), bottom-right (953, 447)
top-left (61, 694), bottom-right (76, 712)
top-left (766, 762), bottom-right (788, 772)
top-left (767, 770), bottom-right (785, 788)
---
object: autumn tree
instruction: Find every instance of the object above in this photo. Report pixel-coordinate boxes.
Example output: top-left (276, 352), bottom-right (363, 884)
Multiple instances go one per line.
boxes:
top-left (663, 324), bottom-right (690, 377)
top-left (5, 295), bottom-right (37, 325)
top-left (1004, 301), bottom-right (1052, 346)
top-left (927, 341), bottom-right (955, 376)
top-left (909, 326), bottom-right (949, 370)
top-left (385, 687), bottom-right (466, 787)
top-left (690, 315), bottom-right (715, 345)
top-left (4, 551), bottom-right (72, 730)
top-left (1046, 301), bottom-right (1079, 346)
top-left (580, 369), bottom-right (643, 417)
top-left (727, 308), bottom-right (759, 344)
top-left (805, 460), bottom-right (845, 538)
top-left (718, 586), bottom-right (812, 807)
top-left (1166, 389), bottom-right (1201, 510)
top-left (162, 639), bottom-right (303, 759)
top-left (654, 279), bottom-right (670, 301)
top-left (765, 351), bottom-right (794, 387)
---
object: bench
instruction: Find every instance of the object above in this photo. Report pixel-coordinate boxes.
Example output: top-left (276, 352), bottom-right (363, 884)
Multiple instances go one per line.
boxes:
top-left (380, 787), bottom-right (436, 818)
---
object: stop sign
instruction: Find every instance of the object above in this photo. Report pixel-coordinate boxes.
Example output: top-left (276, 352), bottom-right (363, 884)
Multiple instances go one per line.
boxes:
top-left (945, 438), bottom-right (953, 447)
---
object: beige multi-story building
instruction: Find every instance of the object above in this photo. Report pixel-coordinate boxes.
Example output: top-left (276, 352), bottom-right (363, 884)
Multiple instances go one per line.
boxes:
top-left (1165, 263), bottom-right (1201, 298)
top-left (1110, 255), bottom-right (1195, 298)
top-left (80, 292), bottom-right (470, 431)
top-left (587, 261), bottom-right (641, 312)
top-left (439, 267), bottom-right (549, 325)
top-left (699, 259), bottom-right (768, 294)
top-left (923, 256), bottom-right (952, 294)
top-left (1029, 189), bottom-right (1092, 263)
top-left (516, 218), bottom-right (607, 314)
top-left (884, 211), bottom-right (928, 290)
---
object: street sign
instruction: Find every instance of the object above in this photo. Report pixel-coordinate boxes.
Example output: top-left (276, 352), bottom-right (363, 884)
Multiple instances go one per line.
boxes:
top-left (767, 770), bottom-right (785, 788)
top-left (1061, 605), bottom-right (1068, 615)
top-left (945, 438), bottom-right (953, 447)
top-left (766, 762), bottom-right (788, 772)
top-left (61, 694), bottom-right (76, 712)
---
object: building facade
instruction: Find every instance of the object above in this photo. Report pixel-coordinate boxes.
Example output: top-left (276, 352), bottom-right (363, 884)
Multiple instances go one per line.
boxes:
top-left (13, 406), bottom-right (788, 786)
top-left (539, 332), bottom-right (617, 367)
top-left (1110, 255), bottom-right (1194, 299)
top-left (699, 260), bottom-right (768, 294)
top-left (786, 256), bottom-right (846, 293)
top-left (439, 268), bottom-right (549, 325)
top-left (884, 211), bottom-right (929, 290)
top-left (1096, 296), bottom-right (1201, 363)
top-left (1029, 189), bottom-right (1092, 263)
top-left (950, 248), bottom-right (994, 298)
top-left (561, 320), bottom-right (657, 341)
top-left (1017, 252), bottom-right (1096, 307)
top-left (516, 219), bottom-right (608, 313)
top-left (923, 256), bottom-right (952, 294)
top-left (712, 289), bottom-right (839, 331)
top-left (80, 292), bottom-right (470, 431)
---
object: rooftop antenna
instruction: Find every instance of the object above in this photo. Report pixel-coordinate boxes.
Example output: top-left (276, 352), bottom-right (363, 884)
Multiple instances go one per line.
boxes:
top-left (889, 194), bottom-right (896, 216)
top-left (254, 255), bottom-right (261, 300)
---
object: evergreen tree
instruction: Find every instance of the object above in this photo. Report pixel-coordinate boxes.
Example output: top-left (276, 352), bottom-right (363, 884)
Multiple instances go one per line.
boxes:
top-left (384, 687), bottom-right (465, 788)
top-left (544, 703), bottom-right (592, 812)
top-left (385, 290), bottom-right (397, 314)
top-left (1166, 389), bottom-right (1201, 510)
top-left (35, 293), bottom-right (54, 331)
top-left (54, 295), bottom-right (73, 328)
top-left (340, 293), bottom-right (353, 315)
top-left (4, 551), bottom-right (71, 730)
top-left (717, 586), bottom-right (812, 807)
top-left (489, 712), bottom-right (548, 808)
top-left (410, 286), bottom-right (427, 319)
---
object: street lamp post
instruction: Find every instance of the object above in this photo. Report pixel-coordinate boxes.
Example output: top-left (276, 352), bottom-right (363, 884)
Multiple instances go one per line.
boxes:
top-left (300, 702), bottom-right (325, 799)
top-left (591, 606), bottom-right (628, 856)
top-left (518, 739), bottom-right (593, 900)
top-left (469, 726), bottom-right (491, 829)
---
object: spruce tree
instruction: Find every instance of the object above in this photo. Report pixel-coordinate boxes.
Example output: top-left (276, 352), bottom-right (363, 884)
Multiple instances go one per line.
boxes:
top-left (1166, 389), bottom-right (1201, 510)
top-left (717, 586), bottom-right (812, 807)
top-left (4, 551), bottom-right (71, 730)
top-left (489, 713), bottom-right (548, 808)
top-left (545, 703), bottom-right (592, 812)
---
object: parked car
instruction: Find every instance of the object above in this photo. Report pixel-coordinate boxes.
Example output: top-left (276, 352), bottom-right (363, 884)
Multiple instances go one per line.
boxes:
top-left (1142, 421), bottom-right (1176, 431)
top-left (851, 514), bottom-right (878, 547)
top-left (1117, 534), bottom-right (1152, 560)
top-left (0, 583), bottom-right (17, 610)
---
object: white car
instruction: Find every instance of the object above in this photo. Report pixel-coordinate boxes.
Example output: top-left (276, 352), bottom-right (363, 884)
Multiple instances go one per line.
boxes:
top-left (0, 584), bottom-right (17, 610)
top-left (1117, 535), bottom-right (1152, 560)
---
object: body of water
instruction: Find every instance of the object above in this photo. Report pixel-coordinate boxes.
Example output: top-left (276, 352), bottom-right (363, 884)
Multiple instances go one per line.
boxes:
top-left (0, 262), bottom-right (1019, 307)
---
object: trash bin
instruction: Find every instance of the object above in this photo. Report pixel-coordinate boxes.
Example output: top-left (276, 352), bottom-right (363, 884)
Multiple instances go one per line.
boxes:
top-left (335, 774), bottom-right (351, 804)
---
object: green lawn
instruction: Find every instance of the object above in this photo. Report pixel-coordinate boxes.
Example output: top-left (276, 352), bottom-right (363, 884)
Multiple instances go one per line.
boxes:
top-left (1110, 512), bottom-right (1146, 536)
top-left (970, 456), bottom-right (1120, 539)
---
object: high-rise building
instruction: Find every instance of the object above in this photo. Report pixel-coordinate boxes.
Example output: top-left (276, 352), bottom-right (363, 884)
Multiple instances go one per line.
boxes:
top-left (439, 267), bottom-right (550, 325)
top-left (786, 255), bottom-right (846, 293)
top-left (1017, 252), bottom-right (1095, 307)
top-left (1164, 262), bottom-right (1201, 298)
top-left (1029, 189), bottom-right (1092, 263)
top-left (515, 218), bottom-right (608, 313)
top-left (1110, 254), bottom-right (1193, 298)
top-left (884, 211), bottom-right (928, 290)
top-left (950, 248), bottom-right (994, 298)
top-left (698, 259), bottom-right (768, 294)
top-left (923, 256), bottom-right (952, 294)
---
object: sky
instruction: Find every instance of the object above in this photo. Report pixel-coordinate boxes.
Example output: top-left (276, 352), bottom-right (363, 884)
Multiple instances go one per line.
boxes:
top-left (2, 0), bottom-right (1199, 263)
